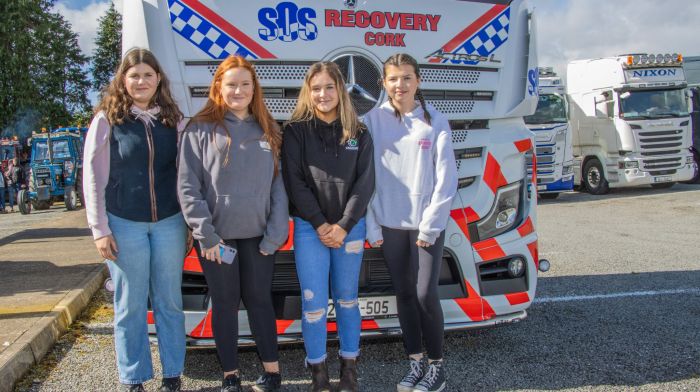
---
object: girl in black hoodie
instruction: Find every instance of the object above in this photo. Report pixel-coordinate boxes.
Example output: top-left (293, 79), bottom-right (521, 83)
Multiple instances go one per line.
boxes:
top-left (281, 62), bottom-right (374, 392)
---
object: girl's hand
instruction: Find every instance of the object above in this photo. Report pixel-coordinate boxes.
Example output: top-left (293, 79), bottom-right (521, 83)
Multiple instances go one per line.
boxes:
top-left (203, 244), bottom-right (222, 264)
top-left (321, 224), bottom-right (347, 248)
top-left (416, 239), bottom-right (431, 248)
top-left (371, 240), bottom-right (384, 248)
top-left (95, 235), bottom-right (118, 261)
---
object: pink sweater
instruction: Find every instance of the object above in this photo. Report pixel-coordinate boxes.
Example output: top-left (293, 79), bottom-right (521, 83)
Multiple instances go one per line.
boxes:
top-left (82, 111), bottom-right (186, 240)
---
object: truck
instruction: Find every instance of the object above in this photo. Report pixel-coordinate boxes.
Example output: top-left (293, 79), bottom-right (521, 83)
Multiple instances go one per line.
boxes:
top-left (524, 67), bottom-right (574, 199)
top-left (18, 127), bottom-right (85, 214)
top-left (567, 54), bottom-right (697, 194)
top-left (124, 0), bottom-right (547, 345)
top-left (682, 55), bottom-right (699, 183)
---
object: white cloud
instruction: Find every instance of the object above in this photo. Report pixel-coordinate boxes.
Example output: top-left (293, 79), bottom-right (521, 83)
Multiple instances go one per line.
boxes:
top-left (531, 0), bottom-right (700, 77)
top-left (53, 0), bottom-right (123, 57)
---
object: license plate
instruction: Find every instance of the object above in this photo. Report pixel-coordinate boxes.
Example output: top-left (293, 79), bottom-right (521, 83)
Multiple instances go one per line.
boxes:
top-left (327, 296), bottom-right (397, 319)
top-left (653, 176), bottom-right (672, 183)
top-left (537, 185), bottom-right (547, 191)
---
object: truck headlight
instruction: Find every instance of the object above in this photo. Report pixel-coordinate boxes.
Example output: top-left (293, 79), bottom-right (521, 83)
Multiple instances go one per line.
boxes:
top-left (476, 181), bottom-right (522, 240)
top-left (562, 164), bottom-right (574, 176)
top-left (618, 160), bottom-right (639, 169)
top-left (63, 161), bottom-right (74, 178)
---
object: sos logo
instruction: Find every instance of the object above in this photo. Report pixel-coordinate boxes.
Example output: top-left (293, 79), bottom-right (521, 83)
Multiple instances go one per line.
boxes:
top-left (258, 2), bottom-right (318, 42)
top-left (527, 68), bottom-right (539, 97)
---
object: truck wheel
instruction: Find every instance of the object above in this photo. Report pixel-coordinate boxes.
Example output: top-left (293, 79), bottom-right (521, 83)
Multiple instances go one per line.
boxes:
top-left (540, 193), bottom-right (559, 200)
top-left (65, 187), bottom-right (78, 211)
top-left (18, 189), bottom-right (31, 215)
top-left (651, 182), bottom-right (675, 189)
top-left (583, 159), bottom-right (609, 195)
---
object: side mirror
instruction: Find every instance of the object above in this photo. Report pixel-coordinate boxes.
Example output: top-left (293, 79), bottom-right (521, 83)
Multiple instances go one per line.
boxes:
top-left (594, 93), bottom-right (613, 119)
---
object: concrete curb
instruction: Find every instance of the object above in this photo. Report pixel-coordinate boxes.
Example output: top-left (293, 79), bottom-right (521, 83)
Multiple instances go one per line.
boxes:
top-left (0, 264), bottom-right (108, 392)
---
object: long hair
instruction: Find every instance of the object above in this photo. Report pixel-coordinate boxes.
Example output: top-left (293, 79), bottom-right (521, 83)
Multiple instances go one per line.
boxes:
top-left (193, 55), bottom-right (281, 170)
top-left (290, 61), bottom-right (362, 144)
top-left (95, 48), bottom-right (182, 128)
top-left (382, 53), bottom-right (432, 125)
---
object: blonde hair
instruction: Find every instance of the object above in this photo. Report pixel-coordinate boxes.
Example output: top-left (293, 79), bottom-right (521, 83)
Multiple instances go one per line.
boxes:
top-left (96, 48), bottom-right (182, 128)
top-left (192, 55), bottom-right (281, 170)
top-left (290, 62), bottom-right (362, 143)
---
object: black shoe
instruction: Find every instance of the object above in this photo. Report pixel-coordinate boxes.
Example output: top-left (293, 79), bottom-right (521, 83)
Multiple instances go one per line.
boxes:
top-left (337, 357), bottom-right (359, 392)
top-left (252, 372), bottom-right (282, 392)
top-left (413, 360), bottom-right (446, 392)
top-left (309, 360), bottom-right (331, 392)
top-left (160, 376), bottom-right (181, 392)
top-left (396, 358), bottom-right (425, 392)
top-left (222, 374), bottom-right (243, 392)
top-left (121, 384), bottom-right (145, 392)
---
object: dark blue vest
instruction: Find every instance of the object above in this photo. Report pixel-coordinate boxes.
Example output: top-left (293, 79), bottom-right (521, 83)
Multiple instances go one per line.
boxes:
top-left (105, 117), bottom-right (180, 222)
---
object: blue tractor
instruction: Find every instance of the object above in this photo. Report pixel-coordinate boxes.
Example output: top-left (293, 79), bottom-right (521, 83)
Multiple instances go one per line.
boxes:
top-left (18, 127), bottom-right (86, 214)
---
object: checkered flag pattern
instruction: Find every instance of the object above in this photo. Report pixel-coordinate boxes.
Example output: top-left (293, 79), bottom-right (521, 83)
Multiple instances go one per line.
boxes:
top-left (168, 0), bottom-right (255, 59)
top-left (447, 8), bottom-right (510, 65)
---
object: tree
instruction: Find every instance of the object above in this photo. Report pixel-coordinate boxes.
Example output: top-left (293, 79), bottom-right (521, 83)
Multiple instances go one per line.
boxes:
top-left (0, 0), bottom-right (91, 135)
top-left (91, 2), bottom-right (122, 95)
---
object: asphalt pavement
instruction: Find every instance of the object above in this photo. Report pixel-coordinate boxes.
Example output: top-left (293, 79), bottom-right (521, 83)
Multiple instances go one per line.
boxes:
top-left (8, 183), bottom-right (700, 391)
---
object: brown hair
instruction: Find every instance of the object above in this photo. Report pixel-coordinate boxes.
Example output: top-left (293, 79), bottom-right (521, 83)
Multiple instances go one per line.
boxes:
top-left (290, 61), bottom-right (362, 144)
top-left (95, 47), bottom-right (182, 128)
top-left (192, 55), bottom-right (281, 169)
top-left (382, 53), bottom-right (432, 125)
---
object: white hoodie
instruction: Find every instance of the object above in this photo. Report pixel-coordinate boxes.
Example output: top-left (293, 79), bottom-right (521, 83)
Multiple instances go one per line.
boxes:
top-left (364, 101), bottom-right (458, 245)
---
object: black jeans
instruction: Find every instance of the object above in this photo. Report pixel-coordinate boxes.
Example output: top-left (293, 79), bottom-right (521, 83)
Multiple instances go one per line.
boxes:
top-left (382, 227), bottom-right (445, 360)
top-left (197, 237), bottom-right (279, 372)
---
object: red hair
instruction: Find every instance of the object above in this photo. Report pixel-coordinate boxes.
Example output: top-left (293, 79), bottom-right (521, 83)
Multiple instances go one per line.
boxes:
top-left (193, 56), bottom-right (281, 169)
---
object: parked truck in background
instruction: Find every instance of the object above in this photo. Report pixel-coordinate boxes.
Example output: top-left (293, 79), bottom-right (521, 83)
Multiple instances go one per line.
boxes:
top-left (524, 67), bottom-right (573, 199)
top-left (567, 54), bottom-right (696, 194)
top-left (124, 0), bottom-right (547, 345)
top-left (682, 55), bottom-right (699, 183)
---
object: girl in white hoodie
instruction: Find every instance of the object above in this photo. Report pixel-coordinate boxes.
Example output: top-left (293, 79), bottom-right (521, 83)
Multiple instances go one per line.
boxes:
top-left (364, 53), bottom-right (457, 392)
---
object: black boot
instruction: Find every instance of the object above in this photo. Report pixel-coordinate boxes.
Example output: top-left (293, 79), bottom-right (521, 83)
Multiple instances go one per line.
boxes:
top-left (337, 357), bottom-right (358, 392)
top-left (309, 360), bottom-right (331, 392)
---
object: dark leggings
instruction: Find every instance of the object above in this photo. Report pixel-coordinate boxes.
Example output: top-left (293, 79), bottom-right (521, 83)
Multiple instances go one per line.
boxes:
top-left (197, 237), bottom-right (278, 372)
top-left (382, 227), bottom-right (445, 360)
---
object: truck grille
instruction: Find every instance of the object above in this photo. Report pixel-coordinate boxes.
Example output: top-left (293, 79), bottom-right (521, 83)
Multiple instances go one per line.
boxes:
top-left (637, 129), bottom-right (685, 170)
top-left (180, 249), bottom-right (464, 311)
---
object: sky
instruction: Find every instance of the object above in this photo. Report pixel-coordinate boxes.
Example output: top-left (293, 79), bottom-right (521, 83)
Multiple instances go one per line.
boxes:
top-left (55, 0), bottom-right (700, 78)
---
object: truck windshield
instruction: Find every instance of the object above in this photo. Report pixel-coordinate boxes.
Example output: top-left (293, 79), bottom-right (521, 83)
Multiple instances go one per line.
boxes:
top-left (0, 146), bottom-right (15, 160)
top-left (34, 139), bottom-right (71, 161)
top-left (524, 94), bottom-right (567, 124)
top-left (620, 88), bottom-right (689, 119)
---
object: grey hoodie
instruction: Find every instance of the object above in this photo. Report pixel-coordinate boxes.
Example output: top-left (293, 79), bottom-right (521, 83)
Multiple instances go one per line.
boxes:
top-left (177, 112), bottom-right (289, 253)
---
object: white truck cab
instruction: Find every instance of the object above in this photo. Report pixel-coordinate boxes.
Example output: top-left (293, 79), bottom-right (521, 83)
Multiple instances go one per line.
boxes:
top-left (525, 67), bottom-right (573, 199)
top-left (567, 54), bottom-right (696, 194)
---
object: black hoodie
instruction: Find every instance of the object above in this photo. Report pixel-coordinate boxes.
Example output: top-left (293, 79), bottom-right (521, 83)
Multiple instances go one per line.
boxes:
top-left (282, 117), bottom-right (374, 232)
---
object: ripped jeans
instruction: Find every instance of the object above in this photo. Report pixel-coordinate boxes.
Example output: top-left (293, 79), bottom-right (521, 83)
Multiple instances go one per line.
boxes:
top-left (293, 217), bottom-right (366, 364)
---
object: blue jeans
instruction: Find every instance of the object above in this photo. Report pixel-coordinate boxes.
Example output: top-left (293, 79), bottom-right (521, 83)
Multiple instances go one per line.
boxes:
top-left (107, 212), bottom-right (187, 384)
top-left (7, 184), bottom-right (16, 208)
top-left (0, 187), bottom-right (5, 210)
top-left (293, 217), bottom-right (366, 364)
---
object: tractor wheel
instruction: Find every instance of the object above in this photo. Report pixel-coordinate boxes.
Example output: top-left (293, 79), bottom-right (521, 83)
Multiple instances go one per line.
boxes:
top-left (18, 189), bottom-right (31, 215)
top-left (65, 187), bottom-right (78, 211)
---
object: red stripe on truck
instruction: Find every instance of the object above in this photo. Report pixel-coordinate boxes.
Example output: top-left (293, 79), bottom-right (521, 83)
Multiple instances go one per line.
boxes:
top-left (182, 0), bottom-right (276, 59)
top-left (429, 4), bottom-right (507, 63)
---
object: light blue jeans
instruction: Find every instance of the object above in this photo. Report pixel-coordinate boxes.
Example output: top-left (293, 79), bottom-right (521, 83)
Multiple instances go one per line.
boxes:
top-left (293, 217), bottom-right (366, 364)
top-left (107, 212), bottom-right (187, 384)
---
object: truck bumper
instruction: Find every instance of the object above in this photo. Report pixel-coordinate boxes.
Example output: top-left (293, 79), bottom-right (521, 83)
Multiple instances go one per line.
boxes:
top-left (612, 162), bottom-right (697, 187)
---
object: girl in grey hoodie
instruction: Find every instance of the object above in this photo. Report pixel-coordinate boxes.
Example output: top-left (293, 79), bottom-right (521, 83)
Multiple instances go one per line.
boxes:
top-left (364, 53), bottom-right (458, 392)
top-left (177, 56), bottom-right (288, 392)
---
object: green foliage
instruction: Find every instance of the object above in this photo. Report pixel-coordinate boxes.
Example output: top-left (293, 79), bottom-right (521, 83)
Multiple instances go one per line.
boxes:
top-left (90, 2), bottom-right (121, 95)
top-left (0, 0), bottom-right (91, 137)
